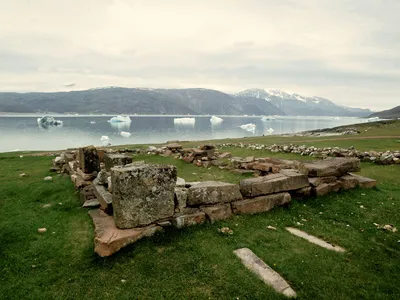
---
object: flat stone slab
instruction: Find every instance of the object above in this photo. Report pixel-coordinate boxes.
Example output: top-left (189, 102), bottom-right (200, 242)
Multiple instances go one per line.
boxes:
top-left (232, 192), bottom-right (291, 215)
top-left (88, 209), bottom-right (161, 257)
top-left (308, 176), bottom-right (337, 187)
top-left (298, 157), bottom-right (360, 177)
top-left (187, 181), bottom-right (242, 205)
top-left (348, 173), bottom-right (377, 188)
top-left (83, 199), bottom-right (100, 208)
top-left (240, 170), bottom-right (309, 197)
top-left (171, 208), bottom-right (206, 229)
top-left (286, 227), bottom-right (345, 253)
top-left (200, 204), bottom-right (232, 223)
top-left (93, 183), bottom-right (113, 214)
top-left (234, 248), bottom-right (297, 298)
top-left (338, 175), bottom-right (359, 190)
top-left (104, 153), bottom-right (133, 171)
top-left (313, 181), bottom-right (341, 197)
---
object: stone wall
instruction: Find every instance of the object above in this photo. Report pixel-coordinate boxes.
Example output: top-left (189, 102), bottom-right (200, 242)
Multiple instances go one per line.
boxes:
top-left (52, 145), bottom-right (377, 257)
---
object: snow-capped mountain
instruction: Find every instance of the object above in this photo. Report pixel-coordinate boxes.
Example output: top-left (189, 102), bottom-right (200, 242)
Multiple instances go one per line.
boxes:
top-left (235, 89), bottom-right (372, 117)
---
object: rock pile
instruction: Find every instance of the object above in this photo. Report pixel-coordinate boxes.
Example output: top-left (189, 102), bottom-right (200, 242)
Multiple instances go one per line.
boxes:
top-left (53, 145), bottom-right (377, 257)
top-left (216, 143), bottom-right (400, 165)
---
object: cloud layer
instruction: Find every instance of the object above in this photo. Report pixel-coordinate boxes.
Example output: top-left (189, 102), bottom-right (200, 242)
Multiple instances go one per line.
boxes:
top-left (1, 0), bottom-right (399, 110)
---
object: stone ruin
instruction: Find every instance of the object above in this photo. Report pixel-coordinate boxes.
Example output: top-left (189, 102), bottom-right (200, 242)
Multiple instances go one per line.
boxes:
top-left (51, 144), bottom-right (377, 257)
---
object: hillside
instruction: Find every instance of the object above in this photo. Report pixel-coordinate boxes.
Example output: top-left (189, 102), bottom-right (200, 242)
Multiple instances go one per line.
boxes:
top-left (369, 105), bottom-right (400, 119)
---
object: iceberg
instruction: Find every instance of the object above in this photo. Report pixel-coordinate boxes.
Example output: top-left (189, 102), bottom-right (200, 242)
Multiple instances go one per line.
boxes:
top-left (120, 131), bottom-right (131, 138)
top-left (266, 127), bottom-right (275, 134)
top-left (174, 117), bottom-right (195, 126)
top-left (108, 115), bottom-right (132, 123)
top-left (100, 135), bottom-right (110, 146)
top-left (37, 116), bottom-right (63, 128)
top-left (90, 121), bottom-right (96, 124)
top-left (210, 116), bottom-right (223, 124)
top-left (240, 123), bottom-right (256, 131)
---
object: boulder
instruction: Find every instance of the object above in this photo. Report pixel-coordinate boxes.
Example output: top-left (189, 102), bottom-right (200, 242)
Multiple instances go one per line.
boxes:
top-left (78, 146), bottom-right (100, 174)
top-left (104, 153), bottom-right (133, 171)
top-left (187, 181), bottom-right (242, 206)
top-left (297, 157), bottom-right (360, 177)
top-left (200, 204), bottom-right (232, 223)
top-left (231, 192), bottom-right (291, 215)
top-left (93, 184), bottom-right (113, 214)
top-left (171, 208), bottom-right (206, 229)
top-left (112, 164), bottom-right (177, 229)
top-left (240, 170), bottom-right (309, 197)
top-left (89, 209), bottom-right (161, 257)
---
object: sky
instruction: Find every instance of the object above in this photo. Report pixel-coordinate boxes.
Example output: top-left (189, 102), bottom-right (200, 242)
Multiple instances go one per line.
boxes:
top-left (0, 0), bottom-right (399, 110)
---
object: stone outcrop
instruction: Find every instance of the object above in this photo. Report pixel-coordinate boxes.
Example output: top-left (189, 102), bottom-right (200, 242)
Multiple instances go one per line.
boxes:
top-left (240, 170), bottom-right (309, 197)
top-left (112, 163), bottom-right (177, 229)
top-left (187, 181), bottom-right (243, 205)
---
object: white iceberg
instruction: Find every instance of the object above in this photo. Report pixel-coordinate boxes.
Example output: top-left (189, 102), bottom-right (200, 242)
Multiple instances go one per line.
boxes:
top-left (210, 116), bottom-right (223, 124)
top-left (120, 131), bottom-right (131, 138)
top-left (240, 123), bottom-right (256, 131)
top-left (174, 117), bottom-right (195, 126)
top-left (261, 116), bottom-right (276, 121)
top-left (90, 121), bottom-right (96, 124)
top-left (266, 127), bottom-right (275, 134)
top-left (100, 135), bottom-right (110, 146)
top-left (37, 116), bottom-right (63, 128)
top-left (108, 115), bottom-right (131, 123)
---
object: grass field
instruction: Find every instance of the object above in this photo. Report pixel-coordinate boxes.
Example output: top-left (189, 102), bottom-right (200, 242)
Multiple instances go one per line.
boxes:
top-left (1, 121), bottom-right (399, 299)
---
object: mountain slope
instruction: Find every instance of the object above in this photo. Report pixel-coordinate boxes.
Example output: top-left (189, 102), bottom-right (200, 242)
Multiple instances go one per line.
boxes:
top-left (368, 106), bottom-right (400, 119)
top-left (235, 88), bottom-right (372, 117)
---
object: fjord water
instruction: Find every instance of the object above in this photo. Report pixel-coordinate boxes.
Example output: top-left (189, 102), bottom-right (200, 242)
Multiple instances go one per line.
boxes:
top-left (0, 115), bottom-right (363, 152)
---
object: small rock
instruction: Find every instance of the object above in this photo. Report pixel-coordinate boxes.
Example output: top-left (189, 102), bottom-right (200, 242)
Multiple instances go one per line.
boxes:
top-left (44, 176), bottom-right (52, 181)
top-left (19, 173), bottom-right (28, 177)
top-left (383, 224), bottom-right (398, 233)
top-left (121, 279), bottom-right (127, 284)
top-left (218, 227), bottom-right (233, 235)
top-left (20, 155), bottom-right (23, 158)
top-left (42, 204), bottom-right (52, 208)
top-left (267, 225), bottom-right (277, 230)
top-left (38, 228), bottom-right (47, 233)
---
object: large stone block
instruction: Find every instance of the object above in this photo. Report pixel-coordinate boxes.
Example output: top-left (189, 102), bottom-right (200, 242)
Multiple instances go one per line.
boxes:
top-left (171, 208), bottom-right (206, 229)
top-left (93, 184), bottom-right (113, 214)
top-left (308, 176), bottom-right (337, 187)
top-left (240, 170), bottom-right (309, 197)
top-left (104, 153), bottom-right (133, 171)
top-left (112, 164), bottom-right (177, 229)
top-left (314, 181), bottom-right (341, 197)
top-left (187, 181), bottom-right (242, 206)
top-left (231, 192), bottom-right (291, 215)
top-left (348, 173), bottom-right (377, 188)
top-left (174, 187), bottom-right (188, 212)
top-left (200, 204), bottom-right (232, 223)
top-left (89, 209), bottom-right (161, 257)
top-left (78, 146), bottom-right (100, 174)
top-left (338, 175), bottom-right (359, 190)
top-left (298, 157), bottom-right (360, 177)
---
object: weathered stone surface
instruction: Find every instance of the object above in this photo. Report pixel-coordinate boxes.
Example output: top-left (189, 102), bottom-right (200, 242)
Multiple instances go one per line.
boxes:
top-left (218, 152), bottom-right (232, 159)
top-left (176, 177), bottom-right (186, 187)
top-left (234, 248), bottom-right (297, 298)
top-left (286, 227), bottom-right (345, 252)
top-left (68, 161), bottom-right (78, 173)
top-left (79, 185), bottom-right (95, 204)
top-left (298, 157), bottom-right (360, 177)
top-left (93, 184), bottom-right (113, 214)
top-left (171, 208), bottom-right (206, 229)
top-left (73, 175), bottom-right (92, 189)
top-left (76, 168), bottom-right (97, 181)
top-left (112, 164), bottom-right (177, 229)
top-left (174, 187), bottom-right (188, 212)
top-left (88, 209), bottom-right (161, 257)
top-left (187, 181), bottom-right (242, 206)
top-left (348, 173), bottom-right (377, 188)
top-left (199, 144), bottom-right (215, 150)
top-left (104, 153), bottom-right (133, 171)
top-left (200, 204), bottom-right (232, 223)
top-left (338, 175), bottom-right (359, 190)
top-left (308, 176), bottom-right (337, 187)
top-left (83, 199), bottom-right (100, 208)
top-left (240, 170), bottom-right (309, 197)
top-left (78, 146), bottom-right (100, 174)
top-left (166, 143), bottom-right (182, 150)
top-left (96, 170), bottom-right (109, 185)
top-left (252, 163), bottom-right (273, 172)
top-left (107, 176), bottom-right (112, 192)
top-left (231, 192), bottom-right (291, 215)
top-left (314, 181), bottom-right (341, 197)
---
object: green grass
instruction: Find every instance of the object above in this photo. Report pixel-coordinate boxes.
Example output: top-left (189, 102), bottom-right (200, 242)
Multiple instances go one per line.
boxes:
top-left (1, 129), bottom-right (400, 299)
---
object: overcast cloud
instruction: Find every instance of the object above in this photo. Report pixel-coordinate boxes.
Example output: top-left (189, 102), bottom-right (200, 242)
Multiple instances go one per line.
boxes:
top-left (0, 0), bottom-right (399, 110)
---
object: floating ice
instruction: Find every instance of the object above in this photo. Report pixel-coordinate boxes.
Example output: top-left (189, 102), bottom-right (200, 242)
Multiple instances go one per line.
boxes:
top-left (108, 115), bottom-right (132, 123)
top-left (266, 127), bottom-right (275, 134)
top-left (240, 123), bottom-right (256, 131)
top-left (100, 136), bottom-right (110, 145)
top-left (174, 117), bottom-right (195, 126)
top-left (367, 117), bottom-right (379, 122)
top-left (261, 116), bottom-right (276, 121)
top-left (90, 121), bottom-right (96, 124)
top-left (210, 116), bottom-right (223, 124)
top-left (37, 116), bottom-right (63, 128)
top-left (120, 131), bottom-right (131, 138)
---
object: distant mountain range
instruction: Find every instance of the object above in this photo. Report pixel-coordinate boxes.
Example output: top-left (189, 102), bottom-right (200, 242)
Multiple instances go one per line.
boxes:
top-left (368, 105), bottom-right (400, 119)
top-left (0, 87), bottom-right (373, 117)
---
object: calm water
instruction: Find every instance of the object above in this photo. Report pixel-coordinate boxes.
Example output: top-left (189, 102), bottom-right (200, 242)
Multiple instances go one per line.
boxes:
top-left (0, 115), bottom-right (365, 152)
